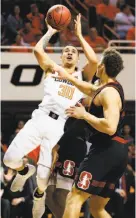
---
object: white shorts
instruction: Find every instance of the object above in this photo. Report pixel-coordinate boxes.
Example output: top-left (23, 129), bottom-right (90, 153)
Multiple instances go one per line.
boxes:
top-left (7, 109), bottom-right (65, 168)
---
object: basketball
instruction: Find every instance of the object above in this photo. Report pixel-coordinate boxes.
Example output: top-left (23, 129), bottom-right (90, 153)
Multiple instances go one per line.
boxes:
top-left (47, 5), bottom-right (71, 30)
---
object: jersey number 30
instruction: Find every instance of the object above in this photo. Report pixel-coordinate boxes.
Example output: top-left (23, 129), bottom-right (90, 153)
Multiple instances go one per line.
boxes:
top-left (58, 84), bottom-right (75, 100)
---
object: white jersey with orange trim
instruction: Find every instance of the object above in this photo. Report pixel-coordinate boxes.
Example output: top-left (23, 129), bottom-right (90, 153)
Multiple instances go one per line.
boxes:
top-left (5, 71), bottom-right (84, 184)
top-left (38, 71), bottom-right (84, 119)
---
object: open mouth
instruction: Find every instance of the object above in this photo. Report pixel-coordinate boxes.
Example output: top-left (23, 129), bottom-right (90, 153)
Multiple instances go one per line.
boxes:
top-left (67, 56), bottom-right (72, 60)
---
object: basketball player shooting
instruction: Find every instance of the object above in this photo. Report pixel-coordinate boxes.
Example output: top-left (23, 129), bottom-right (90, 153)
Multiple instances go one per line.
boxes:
top-left (3, 9), bottom-right (98, 218)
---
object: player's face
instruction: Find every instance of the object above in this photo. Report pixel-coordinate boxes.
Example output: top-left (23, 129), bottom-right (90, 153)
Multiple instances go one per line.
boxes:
top-left (61, 46), bottom-right (79, 67)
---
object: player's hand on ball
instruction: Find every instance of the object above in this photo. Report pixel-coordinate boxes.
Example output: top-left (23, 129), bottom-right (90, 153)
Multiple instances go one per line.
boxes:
top-left (66, 102), bottom-right (86, 119)
top-left (74, 14), bottom-right (82, 37)
top-left (45, 18), bottom-right (58, 35)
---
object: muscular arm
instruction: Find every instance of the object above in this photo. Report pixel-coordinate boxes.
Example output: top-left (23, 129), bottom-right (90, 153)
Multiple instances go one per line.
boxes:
top-left (33, 29), bottom-right (58, 72)
top-left (82, 87), bottom-right (121, 135)
top-left (67, 72), bottom-right (99, 96)
top-left (54, 64), bottom-right (99, 96)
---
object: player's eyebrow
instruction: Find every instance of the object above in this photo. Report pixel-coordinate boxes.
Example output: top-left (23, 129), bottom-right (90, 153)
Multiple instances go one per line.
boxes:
top-left (64, 48), bottom-right (69, 52)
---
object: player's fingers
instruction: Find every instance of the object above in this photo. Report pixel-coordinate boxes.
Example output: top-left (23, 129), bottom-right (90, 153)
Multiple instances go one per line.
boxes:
top-left (68, 112), bottom-right (76, 118)
top-left (77, 14), bottom-right (80, 22)
top-left (79, 13), bottom-right (81, 20)
top-left (65, 108), bottom-right (74, 113)
top-left (65, 111), bottom-right (73, 115)
top-left (76, 102), bottom-right (83, 107)
top-left (65, 107), bottom-right (74, 111)
top-left (70, 106), bottom-right (76, 108)
top-left (65, 111), bottom-right (74, 116)
top-left (67, 113), bottom-right (74, 117)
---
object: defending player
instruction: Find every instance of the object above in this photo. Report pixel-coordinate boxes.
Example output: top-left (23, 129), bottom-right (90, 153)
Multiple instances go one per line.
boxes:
top-left (3, 14), bottom-right (98, 218)
top-left (53, 48), bottom-right (128, 218)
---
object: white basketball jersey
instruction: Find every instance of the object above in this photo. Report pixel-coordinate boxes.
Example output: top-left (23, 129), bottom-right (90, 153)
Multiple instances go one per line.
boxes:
top-left (39, 71), bottom-right (84, 119)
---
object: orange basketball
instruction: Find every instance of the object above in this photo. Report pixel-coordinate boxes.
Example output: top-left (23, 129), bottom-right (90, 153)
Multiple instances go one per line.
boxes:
top-left (47, 5), bottom-right (71, 30)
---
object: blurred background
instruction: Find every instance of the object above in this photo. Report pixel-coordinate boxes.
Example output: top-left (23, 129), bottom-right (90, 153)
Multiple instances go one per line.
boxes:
top-left (1, 0), bottom-right (135, 217)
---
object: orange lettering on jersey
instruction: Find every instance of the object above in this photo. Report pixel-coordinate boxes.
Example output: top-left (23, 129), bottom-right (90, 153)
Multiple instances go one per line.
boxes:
top-left (58, 84), bottom-right (75, 100)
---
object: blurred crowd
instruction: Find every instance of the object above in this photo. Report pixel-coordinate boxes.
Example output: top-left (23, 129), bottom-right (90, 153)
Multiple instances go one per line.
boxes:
top-left (1, 0), bottom-right (135, 52)
top-left (1, 119), bottom-right (135, 218)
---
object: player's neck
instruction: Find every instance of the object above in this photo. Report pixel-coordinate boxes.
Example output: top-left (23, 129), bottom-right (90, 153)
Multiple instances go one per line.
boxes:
top-left (63, 66), bottom-right (76, 75)
top-left (100, 74), bottom-right (116, 85)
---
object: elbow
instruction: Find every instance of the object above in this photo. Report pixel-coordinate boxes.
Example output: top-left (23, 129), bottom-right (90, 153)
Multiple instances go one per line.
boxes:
top-left (93, 59), bottom-right (98, 65)
top-left (33, 47), bottom-right (43, 60)
top-left (107, 127), bottom-right (117, 136)
top-left (91, 59), bottom-right (98, 65)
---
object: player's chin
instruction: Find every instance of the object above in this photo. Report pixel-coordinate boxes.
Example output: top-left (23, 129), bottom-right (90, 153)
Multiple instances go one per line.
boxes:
top-left (65, 60), bottom-right (75, 67)
top-left (66, 59), bottom-right (73, 63)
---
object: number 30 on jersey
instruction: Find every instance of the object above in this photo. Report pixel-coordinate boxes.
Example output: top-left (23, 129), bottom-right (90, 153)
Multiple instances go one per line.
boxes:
top-left (58, 84), bottom-right (75, 100)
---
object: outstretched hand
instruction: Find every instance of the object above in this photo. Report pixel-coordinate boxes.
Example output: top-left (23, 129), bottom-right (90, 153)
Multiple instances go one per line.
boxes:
top-left (74, 14), bottom-right (82, 37)
top-left (65, 102), bottom-right (86, 119)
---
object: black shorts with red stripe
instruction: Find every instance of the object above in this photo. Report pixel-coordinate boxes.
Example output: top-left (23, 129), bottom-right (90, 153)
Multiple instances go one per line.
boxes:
top-left (74, 134), bottom-right (128, 198)
top-left (56, 119), bottom-right (94, 179)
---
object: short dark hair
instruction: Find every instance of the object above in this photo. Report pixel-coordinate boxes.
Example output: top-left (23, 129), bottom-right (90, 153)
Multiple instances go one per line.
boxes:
top-left (102, 48), bottom-right (124, 78)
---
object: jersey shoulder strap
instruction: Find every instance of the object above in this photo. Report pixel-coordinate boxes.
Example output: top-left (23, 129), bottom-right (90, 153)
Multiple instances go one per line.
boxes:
top-left (73, 71), bottom-right (83, 80)
top-left (92, 81), bottom-right (125, 111)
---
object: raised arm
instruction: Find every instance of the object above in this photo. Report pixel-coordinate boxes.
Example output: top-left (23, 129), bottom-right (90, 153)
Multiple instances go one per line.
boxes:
top-left (33, 20), bottom-right (58, 73)
top-left (75, 14), bottom-right (98, 81)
